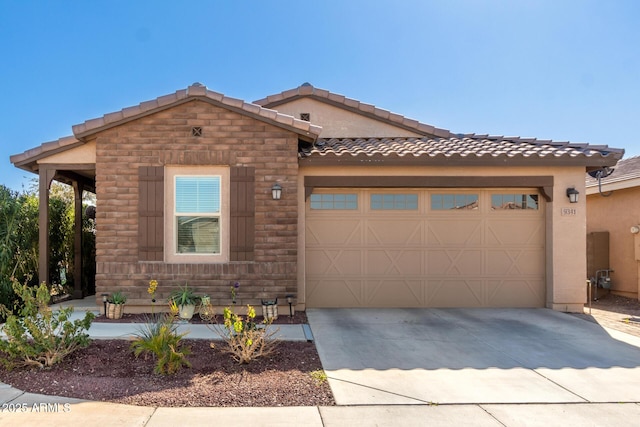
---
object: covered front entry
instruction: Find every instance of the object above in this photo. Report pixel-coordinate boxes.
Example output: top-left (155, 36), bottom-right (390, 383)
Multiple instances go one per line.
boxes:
top-left (305, 188), bottom-right (545, 308)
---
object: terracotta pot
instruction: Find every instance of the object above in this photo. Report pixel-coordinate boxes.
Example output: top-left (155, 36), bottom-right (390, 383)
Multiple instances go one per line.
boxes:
top-left (106, 302), bottom-right (124, 319)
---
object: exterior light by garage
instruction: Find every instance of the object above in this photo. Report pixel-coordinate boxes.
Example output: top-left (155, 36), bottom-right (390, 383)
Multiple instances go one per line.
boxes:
top-left (566, 187), bottom-right (579, 203)
top-left (271, 183), bottom-right (282, 200)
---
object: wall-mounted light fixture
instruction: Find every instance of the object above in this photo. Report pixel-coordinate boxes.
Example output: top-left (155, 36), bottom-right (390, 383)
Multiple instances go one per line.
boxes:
top-left (566, 187), bottom-right (579, 203)
top-left (271, 183), bottom-right (282, 200)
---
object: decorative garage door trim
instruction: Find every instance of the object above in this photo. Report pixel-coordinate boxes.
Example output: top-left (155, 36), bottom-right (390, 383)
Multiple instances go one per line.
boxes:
top-left (304, 176), bottom-right (554, 201)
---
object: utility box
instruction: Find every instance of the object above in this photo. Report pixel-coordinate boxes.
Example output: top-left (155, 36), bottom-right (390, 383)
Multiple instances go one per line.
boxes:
top-left (587, 231), bottom-right (610, 280)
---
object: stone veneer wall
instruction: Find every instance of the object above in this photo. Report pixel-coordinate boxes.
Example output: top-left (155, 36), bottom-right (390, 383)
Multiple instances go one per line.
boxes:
top-left (94, 100), bottom-right (299, 309)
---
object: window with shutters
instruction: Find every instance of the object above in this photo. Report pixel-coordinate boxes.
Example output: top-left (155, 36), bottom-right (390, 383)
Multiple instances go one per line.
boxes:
top-left (165, 166), bottom-right (230, 263)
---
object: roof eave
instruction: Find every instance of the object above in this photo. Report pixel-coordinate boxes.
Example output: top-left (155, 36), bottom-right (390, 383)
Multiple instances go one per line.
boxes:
top-left (10, 136), bottom-right (84, 173)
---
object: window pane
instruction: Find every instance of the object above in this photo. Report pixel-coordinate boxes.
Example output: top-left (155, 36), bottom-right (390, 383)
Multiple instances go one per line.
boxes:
top-left (370, 194), bottom-right (418, 210)
top-left (491, 194), bottom-right (539, 210)
top-left (310, 194), bottom-right (358, 210)
top-left (177, 216), bottom-right (220, 253)
top-left (176, 177), bottom-right (220, 213)
top-left (431, 194), bottom-right (478, 210)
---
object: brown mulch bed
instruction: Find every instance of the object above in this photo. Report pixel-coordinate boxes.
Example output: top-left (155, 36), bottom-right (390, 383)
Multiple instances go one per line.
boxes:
top-left (0, 339), bottom-right (334, 407)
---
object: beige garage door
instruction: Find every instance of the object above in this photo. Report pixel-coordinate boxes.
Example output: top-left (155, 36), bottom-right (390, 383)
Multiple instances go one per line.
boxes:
top-left (305, 189), bottom-right (545, 308)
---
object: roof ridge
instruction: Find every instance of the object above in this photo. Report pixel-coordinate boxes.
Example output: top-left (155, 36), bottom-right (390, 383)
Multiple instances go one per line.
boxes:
top-left (72, 83), bottom-right (322, 140)
top-left (254, 83), bottom-right (454, 139)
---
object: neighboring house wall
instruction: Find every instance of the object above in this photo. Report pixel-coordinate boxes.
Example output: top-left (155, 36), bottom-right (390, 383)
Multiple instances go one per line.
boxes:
top-left (587, 188), bottom-right (640, 299)
top-left (93, 99), bottom-right (300, 309)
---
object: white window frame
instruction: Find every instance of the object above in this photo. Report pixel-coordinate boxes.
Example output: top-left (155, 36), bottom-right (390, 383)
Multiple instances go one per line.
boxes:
top-left (165, 166), bottom-right (230, 263)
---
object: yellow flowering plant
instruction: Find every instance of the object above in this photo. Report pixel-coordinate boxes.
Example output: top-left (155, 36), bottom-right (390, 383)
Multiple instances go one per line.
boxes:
top-left (148, 279), bottom-right (158, 301)
top-left (148, 279), bottom-right (158, 313)
top-left (208, 285), bottom-right (279, 364)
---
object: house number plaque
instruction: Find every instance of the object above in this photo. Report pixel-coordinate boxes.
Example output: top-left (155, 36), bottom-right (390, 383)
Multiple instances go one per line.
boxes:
top-left (561, 208), bottom-right (577, 216)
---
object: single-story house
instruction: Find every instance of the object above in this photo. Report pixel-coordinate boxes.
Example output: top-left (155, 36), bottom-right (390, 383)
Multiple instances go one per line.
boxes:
top-left (11, 82), bottom-right (624, 313)
top-left (586, 156), bottom-right (640, 300)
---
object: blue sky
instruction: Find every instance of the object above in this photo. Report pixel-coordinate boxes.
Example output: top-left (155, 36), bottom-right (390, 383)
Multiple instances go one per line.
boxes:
top-left (1, 0), bottom-right (638, 191)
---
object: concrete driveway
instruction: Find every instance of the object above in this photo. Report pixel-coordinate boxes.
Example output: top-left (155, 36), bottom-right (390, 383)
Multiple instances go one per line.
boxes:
top-left (307, 308), bottom-right (640, 405)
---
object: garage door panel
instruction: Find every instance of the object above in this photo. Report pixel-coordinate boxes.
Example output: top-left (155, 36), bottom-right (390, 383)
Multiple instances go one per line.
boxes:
top-left (306, 279), bottom-right (364, 307)
top-left (428, 280), bottom-right (484, 307)
top-left (486, 249), bottom-right (544, 275)
top-left (427, 250), bottom-right (482, 275)
top-left (427, 220), bottom-right (482, 246)
top-left (366, 250), bottom-right (422, 275)
top-left (487, 279), bottom-right (545, 307)
top-left (306, 249), bottom-right (363, 275)
top-left (306, 220), bottom-right (362, 246)
top-left (366, 279), bottom-right (424, 306)
top-left (366, 220), bottom-right (422, 246)
top-left (486, 220), bottom-right (544, 246)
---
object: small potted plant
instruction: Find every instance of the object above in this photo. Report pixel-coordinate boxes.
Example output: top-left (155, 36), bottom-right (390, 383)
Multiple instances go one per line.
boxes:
top-left (107, 291), bottom-right (127, 319)
top-left (169, 284), bottom-right (200, 320)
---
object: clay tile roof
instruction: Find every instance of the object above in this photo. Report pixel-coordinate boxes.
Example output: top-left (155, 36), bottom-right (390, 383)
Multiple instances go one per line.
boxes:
top-left (300, 136), bottom-right (623, 167)
top-left (254, 83), bottom-right (455, 138)
top-left (72, 83), bottom-right (321, 140)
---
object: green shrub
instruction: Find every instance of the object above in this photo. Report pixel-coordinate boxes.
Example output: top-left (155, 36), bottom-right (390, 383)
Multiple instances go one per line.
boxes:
top-left (130, 314), bottom-right (191, 375)
top-left (0, 280), bottom-right (95, 369)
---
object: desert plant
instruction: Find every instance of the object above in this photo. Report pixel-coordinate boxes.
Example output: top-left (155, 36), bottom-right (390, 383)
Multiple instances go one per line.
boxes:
top-left (209, 304), bottom-right (279, 364)
top-left (168, 283), bottom-right (199, 306)
top-left (130, 314), bottom-right (191, 375)
top-left (108, 291), bottom-right (127, 304)
top-left (0, 280), bottom-right (95, 369)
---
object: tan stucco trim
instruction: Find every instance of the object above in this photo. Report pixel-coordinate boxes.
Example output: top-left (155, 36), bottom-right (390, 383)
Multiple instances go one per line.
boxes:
top-left (38, 140), bottom-right (96, 164)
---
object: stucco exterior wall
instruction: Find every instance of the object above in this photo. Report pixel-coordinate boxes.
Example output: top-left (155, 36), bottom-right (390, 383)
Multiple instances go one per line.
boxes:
top-left (38, 140), bottom-right (96, 164)
top-left (297, 165), bottom-right (588, 312)
top-left (270, 98), bottom-right (424, 138)
top-left (94, 100), bottom-right (300, 310)
top-left (587, 187), bottom-right (640, 299)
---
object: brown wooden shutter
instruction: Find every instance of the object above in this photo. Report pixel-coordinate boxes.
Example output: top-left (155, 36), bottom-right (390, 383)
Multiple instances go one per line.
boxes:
top-left (230, 166), bottom-right (255, 261)
top-left (138, 166), bottom-right (164, 261)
